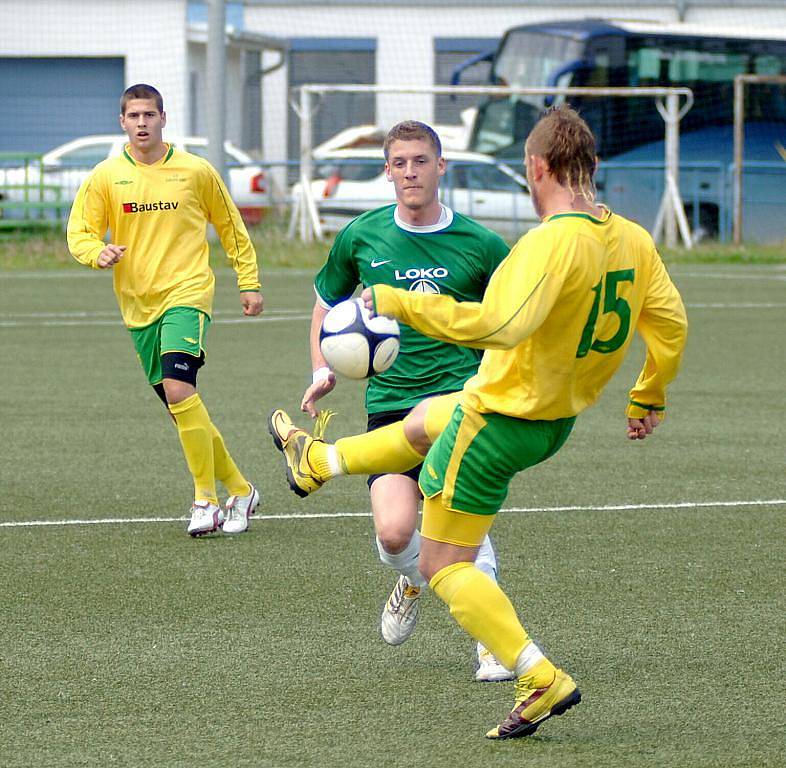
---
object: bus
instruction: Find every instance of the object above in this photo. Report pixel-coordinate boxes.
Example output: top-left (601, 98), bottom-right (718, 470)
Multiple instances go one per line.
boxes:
top-left (459, 19), bottom-right (786, 241)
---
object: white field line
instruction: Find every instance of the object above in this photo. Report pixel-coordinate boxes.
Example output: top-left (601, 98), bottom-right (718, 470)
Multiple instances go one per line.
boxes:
top-left (0, 308), bottom-right (310, 319)
top-left (672, 270), bottom-right (786, 281)
top-left (1, 498), bottom-right (784, 529)
top-left (0, 313), bottom-right (312, 328)
top-left (0, 268), bottom-right (319, 280)
top-left (0, 301), bottom-right (783, 329)
top-left (687, 302), bottom-right (786, 308)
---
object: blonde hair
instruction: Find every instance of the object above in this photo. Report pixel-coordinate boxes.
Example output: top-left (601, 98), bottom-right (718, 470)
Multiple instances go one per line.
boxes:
top-left (526, 105), bottom-right (597, 202)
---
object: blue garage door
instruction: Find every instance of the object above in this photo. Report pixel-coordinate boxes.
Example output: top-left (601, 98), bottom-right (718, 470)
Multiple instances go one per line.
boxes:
top-left (0, 57), bottom-right (125, 153)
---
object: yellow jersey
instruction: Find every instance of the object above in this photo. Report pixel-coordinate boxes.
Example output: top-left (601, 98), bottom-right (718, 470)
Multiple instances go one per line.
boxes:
top-left (372, 208), bottom-right (687, 421)
top-left (67, 144), bottom-right (260, 328)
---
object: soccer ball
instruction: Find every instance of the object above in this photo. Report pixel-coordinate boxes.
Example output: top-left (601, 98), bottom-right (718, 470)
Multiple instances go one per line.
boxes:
top-left (320, 298), bottom-right (400, 379)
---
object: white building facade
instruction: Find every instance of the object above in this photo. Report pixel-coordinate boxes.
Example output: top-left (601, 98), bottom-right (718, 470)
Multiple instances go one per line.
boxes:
top-left (1, 0), bottom-right (785, 163)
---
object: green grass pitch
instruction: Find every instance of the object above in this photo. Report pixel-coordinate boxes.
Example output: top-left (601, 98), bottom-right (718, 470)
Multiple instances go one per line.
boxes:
top-left (1, 263), bottom-right (784, 767)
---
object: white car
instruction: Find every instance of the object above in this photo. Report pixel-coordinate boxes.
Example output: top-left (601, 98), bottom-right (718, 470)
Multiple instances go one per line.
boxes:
top-left (0, 135), bottom-right (269, 224)
top-left (301, 147), bottom-right (538, 239)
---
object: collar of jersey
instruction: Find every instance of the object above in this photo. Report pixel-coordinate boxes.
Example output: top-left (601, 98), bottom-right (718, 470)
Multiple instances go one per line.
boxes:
top-left (393, 204), bottom-right (453, 233)
top-left (122, 143), bottom-right (175, 167)
top-left (545, 205), bottom-right (611, 225)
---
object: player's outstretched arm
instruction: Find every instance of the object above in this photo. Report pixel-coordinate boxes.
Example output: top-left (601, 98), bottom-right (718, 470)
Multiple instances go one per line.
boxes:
top-left (301, 300), bottom-right (336, 418)
top-left (361, 243), bottom-right (560, 351)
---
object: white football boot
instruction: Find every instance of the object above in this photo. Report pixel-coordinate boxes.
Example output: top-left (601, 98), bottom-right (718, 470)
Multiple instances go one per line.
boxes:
top-left (475, 642), bottom-right (516, 682)
top-left (222, 484), bottom-right (260, 534)
top-left (380, 575), bottom-right (421, 646)
top-left (187, 500), bottom-right (225, 537)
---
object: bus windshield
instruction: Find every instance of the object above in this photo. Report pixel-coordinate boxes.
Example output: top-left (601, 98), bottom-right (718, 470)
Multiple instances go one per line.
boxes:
top-left (493, 31), bottom-right (583, 89)
top-left (473, 31), bottom-right (582, 156)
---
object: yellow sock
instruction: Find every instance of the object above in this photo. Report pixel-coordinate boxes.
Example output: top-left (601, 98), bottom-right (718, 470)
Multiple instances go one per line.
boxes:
top-left (430, 561), bottom-right (531, 673)
top-left (332, 421), bottom-right (425, 476)
top-left (169, 393), bottom-right (217, 504)
top-left (210, 422), bottom-right (249, 497)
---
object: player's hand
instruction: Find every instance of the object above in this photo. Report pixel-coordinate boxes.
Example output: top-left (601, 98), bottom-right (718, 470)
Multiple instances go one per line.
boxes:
top-left (96, 244), bottom-right (126, 268)
top-left (627, 411), bottom-right (661, 440)
top-left (301, 374), bottom-right (336, 418)
top-left (241, 291), bottom-right (264, 316)
top-left (361, 287), bottom-right (375, 316)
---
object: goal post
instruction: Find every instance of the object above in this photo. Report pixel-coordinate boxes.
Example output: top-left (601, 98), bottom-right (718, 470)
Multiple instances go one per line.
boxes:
top-left (732, 74), bottom-right (786, 245)
top-left (291, 83), bottom-right (694, 248)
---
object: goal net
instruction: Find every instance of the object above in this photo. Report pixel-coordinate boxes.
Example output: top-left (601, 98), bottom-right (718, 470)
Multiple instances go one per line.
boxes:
top-left (290, 83), bottom-right (694, 248)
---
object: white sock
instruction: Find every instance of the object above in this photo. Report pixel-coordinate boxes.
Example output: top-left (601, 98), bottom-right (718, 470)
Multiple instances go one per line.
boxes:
top-left (325, 445), bottom-right (344, 476)
top-left (474, 534), bottom-right (498, 581)
top-left (376, 529), bottom-right (427, 588)
top-left (515, 642), bottom-right (547, 678)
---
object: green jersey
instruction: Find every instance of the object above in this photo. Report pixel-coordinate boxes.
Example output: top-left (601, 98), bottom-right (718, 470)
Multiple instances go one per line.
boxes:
top-left (314, 204), bottom-right (509, 413)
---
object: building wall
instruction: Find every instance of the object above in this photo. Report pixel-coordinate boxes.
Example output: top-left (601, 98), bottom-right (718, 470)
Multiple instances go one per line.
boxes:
top-left (246, 3), bottom-right (686, 164)
top-left (0, 0), bottom-right (189, 140)
top-left (2, 0), bottom-right (786, 162)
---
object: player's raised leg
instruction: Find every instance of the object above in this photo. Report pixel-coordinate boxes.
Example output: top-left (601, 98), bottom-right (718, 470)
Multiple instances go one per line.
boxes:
top-left (267, 407), bottom-right (425, 496)
top-left (267, 393), bottom-right (458, 497)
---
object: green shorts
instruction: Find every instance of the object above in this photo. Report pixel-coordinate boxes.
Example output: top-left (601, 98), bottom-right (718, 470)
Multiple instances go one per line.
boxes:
top-left (129, 306), bottom-right (210, 385)
top-left (419, 404), bottom-right (576, 515)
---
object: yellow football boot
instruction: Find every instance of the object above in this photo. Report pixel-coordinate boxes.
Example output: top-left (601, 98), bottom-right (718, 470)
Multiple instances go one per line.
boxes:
top-left (486, 668), bottom-right (581, 739)
top-left (268, 408), bottom-right (333, 497)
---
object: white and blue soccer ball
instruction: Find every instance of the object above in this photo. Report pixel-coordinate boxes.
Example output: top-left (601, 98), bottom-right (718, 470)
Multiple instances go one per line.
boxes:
top-left (319, 298), bottom-right (400, 379)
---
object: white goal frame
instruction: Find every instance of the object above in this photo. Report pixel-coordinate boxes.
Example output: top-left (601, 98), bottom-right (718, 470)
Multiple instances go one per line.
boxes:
top-left (732, 73), bottom-right (786, 245)
top-left (290, 83), bottom-right (694, 248)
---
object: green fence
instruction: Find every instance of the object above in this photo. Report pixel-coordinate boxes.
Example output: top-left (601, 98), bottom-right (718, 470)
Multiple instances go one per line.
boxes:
top-left (0, 153), bottom-right (69, 230)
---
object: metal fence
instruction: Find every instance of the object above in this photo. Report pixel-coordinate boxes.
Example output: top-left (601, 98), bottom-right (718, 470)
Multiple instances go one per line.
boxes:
top-left (3, 153), bottom-right (784, 244)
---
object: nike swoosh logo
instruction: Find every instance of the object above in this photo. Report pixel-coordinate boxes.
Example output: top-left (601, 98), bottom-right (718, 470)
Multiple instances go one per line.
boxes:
top-left (370, 259), bottom-right (391, 268)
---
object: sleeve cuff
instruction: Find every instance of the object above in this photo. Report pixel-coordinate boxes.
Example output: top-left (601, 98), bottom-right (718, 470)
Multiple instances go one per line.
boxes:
top-left (372, 284), bottom-right (394, 316)
top-left (626, 400), bottom-right (666, 419)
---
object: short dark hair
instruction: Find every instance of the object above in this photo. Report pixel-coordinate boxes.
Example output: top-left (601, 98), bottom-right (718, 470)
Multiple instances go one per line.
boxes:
top-left (526, 104), bottom-right (597, 200)
top-left (120, 84), bottom-right (164, 115)
top-left (383, 121), bottom-right (442, 160)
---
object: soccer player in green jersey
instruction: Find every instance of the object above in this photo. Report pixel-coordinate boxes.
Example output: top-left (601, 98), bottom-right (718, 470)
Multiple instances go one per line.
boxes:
top-left (68, 84), bottom-right (263, 537)
top-left (288, 121), bottom-right (515, 681)
top-left (270, 106), bottom-right (688, 738)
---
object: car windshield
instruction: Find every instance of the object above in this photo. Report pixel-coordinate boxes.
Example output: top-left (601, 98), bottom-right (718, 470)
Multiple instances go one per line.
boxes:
top-left (314, 158), bottom-right (383, 182)
top-left (185, 144), bottom-right (241, 167)
top-left (56, 143), bottom-right (115, 167)
top-left (447, 161), bottom-right (524, 193)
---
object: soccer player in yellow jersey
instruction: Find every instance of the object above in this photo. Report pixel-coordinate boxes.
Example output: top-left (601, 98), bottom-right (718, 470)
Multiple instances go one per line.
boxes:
top-left (269, 105), bottom-right (687, 739)
top-left (68, 84), bottom-right (263, 537)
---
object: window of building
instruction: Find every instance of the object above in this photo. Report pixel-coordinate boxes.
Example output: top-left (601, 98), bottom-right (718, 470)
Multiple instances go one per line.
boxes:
top-left (288, 38), bottom-right (376, 179)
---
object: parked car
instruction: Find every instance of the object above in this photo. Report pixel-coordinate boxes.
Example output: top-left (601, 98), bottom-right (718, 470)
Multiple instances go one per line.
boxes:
top-left (298, 147), bottom-right (539, 240)
top-left (0, 135), bottom-right (269, 224)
